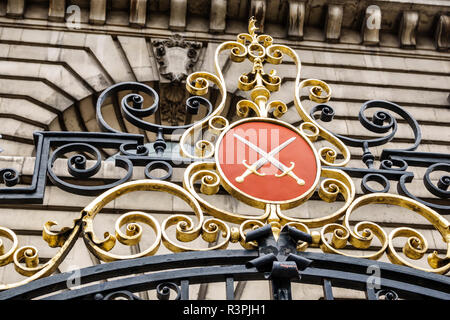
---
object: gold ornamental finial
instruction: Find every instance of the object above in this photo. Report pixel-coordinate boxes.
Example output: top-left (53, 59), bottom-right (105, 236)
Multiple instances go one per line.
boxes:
top-left (234, 17), bottom-right (283, 118)
top-left (248, 16), bottom-right (258, 39)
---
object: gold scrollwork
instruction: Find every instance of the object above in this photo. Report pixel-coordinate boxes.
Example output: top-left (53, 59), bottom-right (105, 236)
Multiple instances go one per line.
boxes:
top-left (81, 179), bottom-right (234, 258)
top-left (295, 78), bottom-right (350, 167)
top-left (180, 16), bottom-right (350, 169)
top-left (0, 226), bottom-right (18, 267)
top-left (318, 193), bottom-right (449, 274)
top-left (0, 218), bottom-right (82, 290)
top-left (179, 41), bottom-right (247, 160)
top-left (285, 222), bottom-right (311, 251)
top-left (208, 116), bottom-right (229, 136)
top-left (183, 161), bottom-right (269, 224)
top-left (275, 168), bottom-right (355, 228)
top-left (239, 220), bottom-right (265, 249)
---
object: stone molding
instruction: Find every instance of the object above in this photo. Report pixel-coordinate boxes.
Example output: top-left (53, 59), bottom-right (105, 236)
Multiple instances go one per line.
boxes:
top-left (0, 0), bottom-right (448, 51)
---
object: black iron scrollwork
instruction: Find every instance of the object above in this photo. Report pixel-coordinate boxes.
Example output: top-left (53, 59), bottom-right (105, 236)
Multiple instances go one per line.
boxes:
top-left (0, 168), bottom-right (20, 187)
top-left (0, 132), bottom-right (144, 203)
top-left (375, 289), bottom-right (399, 300)
top-left (47, 142), bottom-right (134, 196)
top-left (156, 282), bottom-right (181, 300)
top-left (95, 291), bottom-right (142, 300)
top-left (311, 100), bottom-right (450, 214)
top-left (0, 81), bottom-right (214, 202)
top-left (96, 82), bottom-right (213, 135)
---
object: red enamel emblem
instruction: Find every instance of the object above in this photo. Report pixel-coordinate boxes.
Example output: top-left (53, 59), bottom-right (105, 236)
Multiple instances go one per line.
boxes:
top-left (216, 120), bottom-right (319, 203)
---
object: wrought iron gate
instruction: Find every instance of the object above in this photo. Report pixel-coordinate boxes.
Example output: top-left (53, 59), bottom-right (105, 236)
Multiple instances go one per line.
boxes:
top-left (0, 18), bottom-right (448, 300)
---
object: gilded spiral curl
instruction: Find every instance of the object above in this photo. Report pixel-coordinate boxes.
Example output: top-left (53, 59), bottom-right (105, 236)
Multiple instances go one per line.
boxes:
top-left (179, 41), bottom-right (247, 160)
top-left (318, 193), bottom-right (450, 274)
top-left (0, 216), bottom-right (82, 290)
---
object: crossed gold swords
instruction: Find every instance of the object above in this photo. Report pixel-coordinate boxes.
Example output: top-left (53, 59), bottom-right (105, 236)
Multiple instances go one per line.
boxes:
top-left (233, 134), bottom-right (305, 185)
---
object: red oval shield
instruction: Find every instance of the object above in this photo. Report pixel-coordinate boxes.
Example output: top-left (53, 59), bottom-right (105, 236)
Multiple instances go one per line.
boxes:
top-left (216, 119), bottom-right (320, 205)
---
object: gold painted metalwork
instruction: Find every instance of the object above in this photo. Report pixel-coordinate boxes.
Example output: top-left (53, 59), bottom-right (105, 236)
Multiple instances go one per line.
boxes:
top-left (0, 216), bottom-right (82, 290)
top-left (0, 18), bottom-right (448, 291)
top-left (0, 179), bottom-right (447, 289)
top-left (319, 193), bottom-right (449, 274)
top-left (81, 179), bottom-right (230, 258)
top-left (179, 17), bottom-right (350, 168)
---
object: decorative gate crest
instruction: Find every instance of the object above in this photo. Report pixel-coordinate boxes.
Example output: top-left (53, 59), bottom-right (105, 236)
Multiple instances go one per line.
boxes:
top-left (0, 18), bottom-right (448, 300)
top-left (215, 118), bottom-right (318, 207)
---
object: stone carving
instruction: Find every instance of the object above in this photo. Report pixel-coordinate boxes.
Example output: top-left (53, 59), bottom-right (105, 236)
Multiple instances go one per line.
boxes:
top-left (48, 0), bottom-right (66, 22)
top-left (6, 0), bottom-right (25, 18)
top-left (210, 0), bottom-right (227, 33)
top-left (152, 34), bottom-right (202, 125)
top-left (153, 34), bottom-right (202, 83)
top-left (399, 11), bottom-right (419, 49)
top-left (287, 0), bottom-right (306, 40)
top-left (325, 4), bottom-right (343, 43)
top-left (361, 5), bottom-right (381, 46)
top-left (159, 84), bottom-right (187, 126)
top-left (250, 0), bottom-right (266, 32)
top-left (89, 0), bottom-right (107, 25)
top-left (129, 0), bottom-right (147, 27)
top-left (170, 0), bottom-right (187, 31)
top-left (435, 15), bottom-right (450, 51)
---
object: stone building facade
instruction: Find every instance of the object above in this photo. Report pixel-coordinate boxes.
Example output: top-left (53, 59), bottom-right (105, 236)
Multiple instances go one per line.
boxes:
top-left (0, 0), bottom-right (448, 300)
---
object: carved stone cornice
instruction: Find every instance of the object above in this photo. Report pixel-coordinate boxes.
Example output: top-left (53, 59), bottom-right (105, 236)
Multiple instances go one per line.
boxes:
top-left (325, 4), bottom-right (344, 43)
top-left (89, 0), bottom-right (107, 25)
top-left (129, 0), bottom-right (147, 28)
top-left (169, 0), bottom-right (187, 31)
top-left (435, 15), bottom-right (450, 51)
top-left (6, 0), bottom-right (25, 18)
top-left (210, 0), bottom-right (227, 33)
top-left (0, 0), bottom-right (449, 51)
top-left (287, 0), bottom-right (306, 40)
top-left (361, 5), bottom-right (381, 46)
top-left (399, 11), bottom-right (419, 49)
top-left (48, 0), bottom-right (66, 22)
